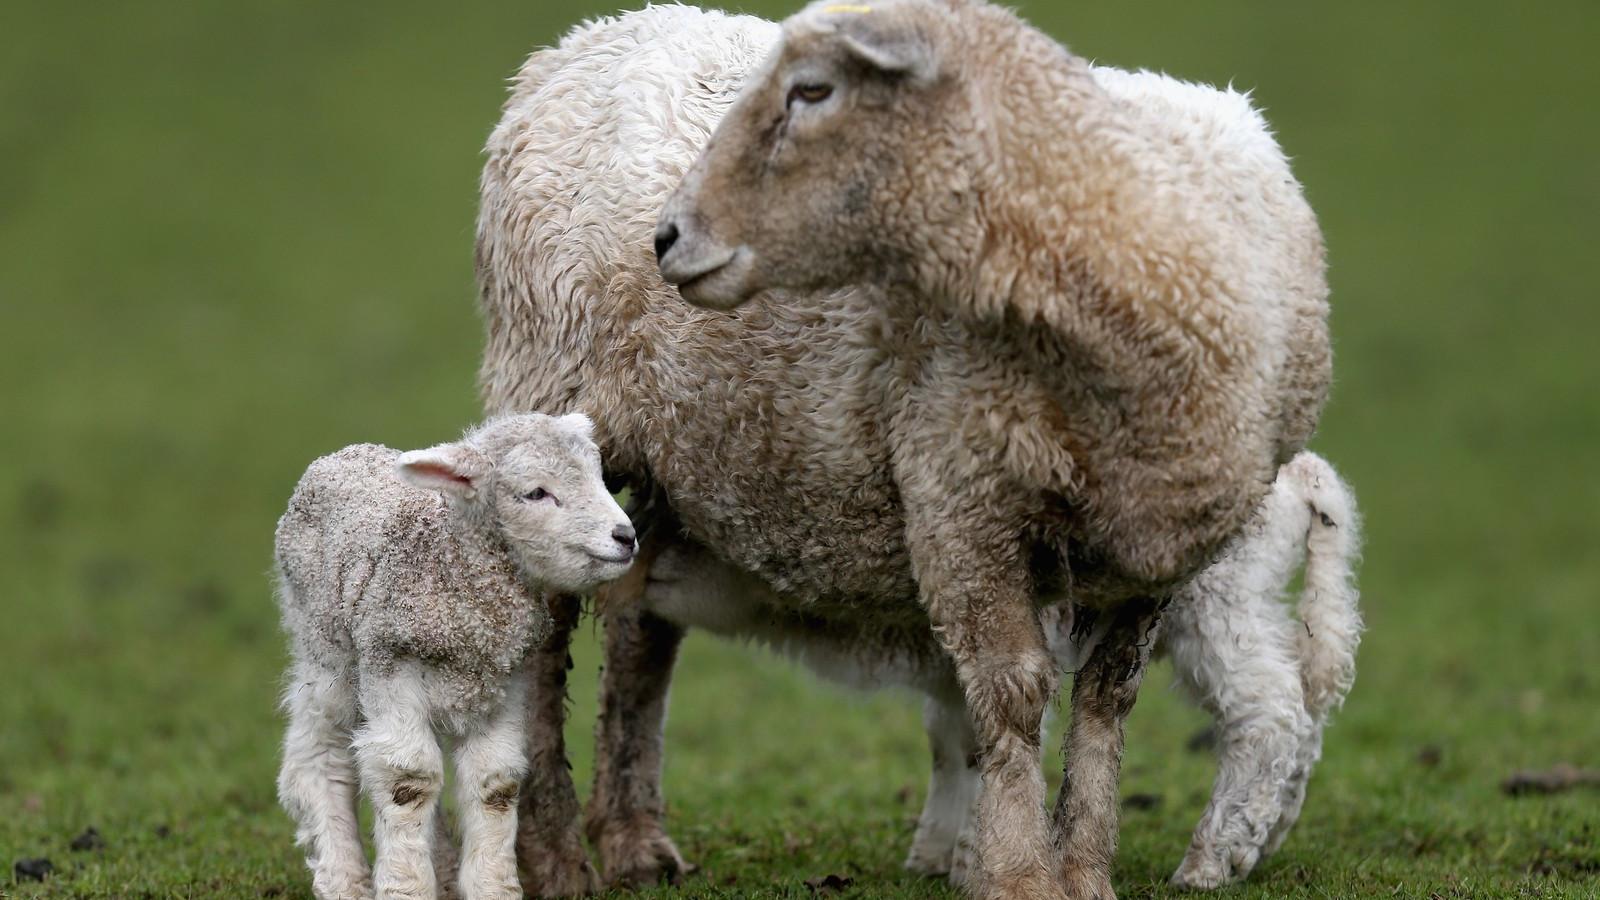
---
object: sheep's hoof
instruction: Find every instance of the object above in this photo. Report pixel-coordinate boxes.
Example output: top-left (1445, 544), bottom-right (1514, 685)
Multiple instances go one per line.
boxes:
top-left (591, 817), bottom-right (694, 888)
top-left (518, 835), bottom-right (600, 898)
top-left (903, 843), bottom-right (954, 877)
top-left (944, 829), bottom-right (978, 888)
top-left (1058, 863), bottom-right (1115, 900)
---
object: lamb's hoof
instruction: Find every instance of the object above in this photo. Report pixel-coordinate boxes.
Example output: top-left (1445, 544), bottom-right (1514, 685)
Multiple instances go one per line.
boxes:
top-left (591, 818), bottom-right (695, 888)
top-left (1169, 856), bottom-right (1231, 892)
top-left (310, 872), bottom-right (375, 900)
top-left (1060, 863), bottom-right (1116, 900)
top-left (1169, 842), bottom-right (1257, 892)
top-left (519, 840), bottom-right (600, 898)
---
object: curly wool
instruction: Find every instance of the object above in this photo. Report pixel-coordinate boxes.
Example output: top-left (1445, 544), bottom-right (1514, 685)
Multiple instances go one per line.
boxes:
top-left (275, 444), bottom-right (545, 720)
top-left (478, 5), bottom-right (1351, 894)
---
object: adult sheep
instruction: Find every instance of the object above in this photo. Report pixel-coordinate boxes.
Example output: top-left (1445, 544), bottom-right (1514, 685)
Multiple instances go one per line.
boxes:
top-left (477, 3), bottom-right (1336, 898)
top-left (655, 0), bottom-right (1331, 896)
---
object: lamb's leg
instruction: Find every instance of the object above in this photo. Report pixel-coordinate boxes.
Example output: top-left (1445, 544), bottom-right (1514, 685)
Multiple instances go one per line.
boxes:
top-left (904, 692), bottom-right (981, 880)
top-left (905, 513), bottom-right (1063, 900)
top-left (354, 663), bottom-right (445, 900)
top-left (1164, 583), bottom-right (1308, 889)
top-left (1053, 599), bottom-right (1163, 900)
top-left (278, 659), bottom-right (373, 900)
top-left (515, 593), bottom-right (600, 898)
top-left (454, 674), bottom-right (530, 900)
top-left (583, 606), bottom-right (690, 887)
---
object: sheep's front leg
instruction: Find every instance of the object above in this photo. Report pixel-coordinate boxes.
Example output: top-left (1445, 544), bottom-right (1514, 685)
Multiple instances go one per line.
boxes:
top-left (455, 675), bottom-right (530, 900)
top-left (907, 523), bottom-right (1063, 900)
top-left (1052, 599), bottom-right (1163, 900)
top-left (904, 692), bottom-right (982, 881)
top-left (515, 593), bottom-right (600, 897)
top-left (584, 604), bottom-right (689, 887)
top-left (278, 659), bottom-right (372, 900)
top-left (355, 663), bottom-right (445, 900)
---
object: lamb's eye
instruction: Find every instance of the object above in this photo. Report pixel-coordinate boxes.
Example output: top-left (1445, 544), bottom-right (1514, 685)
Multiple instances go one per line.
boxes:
top-left (787, 82), bottom-right (834, 107)
top-left (523, 487), bottom-right (550, 502)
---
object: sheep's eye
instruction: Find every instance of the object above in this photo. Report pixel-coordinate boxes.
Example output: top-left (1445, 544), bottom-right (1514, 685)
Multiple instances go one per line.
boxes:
top-left (787, 82), bottom-right (834, 108)
top-left (522, 487), bottom-right (550, 502)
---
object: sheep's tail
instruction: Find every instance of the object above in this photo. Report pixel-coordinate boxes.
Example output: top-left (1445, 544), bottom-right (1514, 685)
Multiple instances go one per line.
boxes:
top-left (1284, 452), bottom-right (1364, 721)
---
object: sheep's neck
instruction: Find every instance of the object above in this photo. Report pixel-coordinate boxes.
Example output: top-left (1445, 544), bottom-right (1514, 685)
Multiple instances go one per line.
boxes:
top-left (950, 39), bottom-right (1236, 400)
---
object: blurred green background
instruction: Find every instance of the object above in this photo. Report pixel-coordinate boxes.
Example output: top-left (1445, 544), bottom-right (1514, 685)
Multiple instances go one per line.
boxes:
top-left (2, 1), bottom-right (1596, 897)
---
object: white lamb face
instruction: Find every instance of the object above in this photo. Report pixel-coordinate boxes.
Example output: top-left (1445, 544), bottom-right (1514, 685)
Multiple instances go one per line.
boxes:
top-left (398, 413), bottom-right (636, 592)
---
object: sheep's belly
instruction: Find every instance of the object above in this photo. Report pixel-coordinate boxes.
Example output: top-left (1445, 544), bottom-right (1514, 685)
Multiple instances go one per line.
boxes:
top-left (666, 486), bottom-right (926, 629)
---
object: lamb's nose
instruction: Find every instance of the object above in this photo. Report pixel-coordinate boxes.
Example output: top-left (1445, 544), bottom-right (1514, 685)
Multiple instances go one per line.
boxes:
top-left (654, 221), bottom-right (679, 263)
top-left (612, 523), bottom-right (636, 551)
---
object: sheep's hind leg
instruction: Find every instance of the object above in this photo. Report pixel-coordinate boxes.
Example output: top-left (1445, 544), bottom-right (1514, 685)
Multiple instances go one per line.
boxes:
top-left (1053, 599), bottom-right (1163, 900)
top-left (515, 593), bottom-right (600, 898)
top-left (354, 662), bottom-right (445, 900)
top-left (454, 674), bottom-right (530, 900)
top-left (904, 691), bottom-right (981, 881)
top-left (278, 659), bottom-right (373, 900)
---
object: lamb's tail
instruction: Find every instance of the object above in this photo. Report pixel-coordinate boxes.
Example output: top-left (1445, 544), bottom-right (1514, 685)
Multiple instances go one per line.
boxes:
top-left (1282, 452), bottom-right (1364, 721)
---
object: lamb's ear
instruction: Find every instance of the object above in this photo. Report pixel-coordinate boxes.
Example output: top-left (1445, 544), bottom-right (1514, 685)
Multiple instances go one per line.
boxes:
top-left (397, 443), bottom-right (490, 500)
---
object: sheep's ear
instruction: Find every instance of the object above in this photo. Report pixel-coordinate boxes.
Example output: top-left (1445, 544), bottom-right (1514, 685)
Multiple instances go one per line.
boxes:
top-left (397, 443), bottom-right (489, 500)
top-left (839, 28), bottom-right (935, 81)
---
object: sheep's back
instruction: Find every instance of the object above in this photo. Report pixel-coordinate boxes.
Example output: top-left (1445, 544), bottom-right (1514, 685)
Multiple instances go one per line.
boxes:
top-left (476, 6), bottom-right (779, 465)
top-left (1089, 66), bottom-right (1331, 459)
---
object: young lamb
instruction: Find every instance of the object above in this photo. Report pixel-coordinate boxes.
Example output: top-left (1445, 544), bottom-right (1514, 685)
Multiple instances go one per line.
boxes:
top-left (655, 0), bottom-right (1333, 895)
top-left (475, 4), bottom-right (1343, 897)
top-left (273, 414), bottom-right (635, 900)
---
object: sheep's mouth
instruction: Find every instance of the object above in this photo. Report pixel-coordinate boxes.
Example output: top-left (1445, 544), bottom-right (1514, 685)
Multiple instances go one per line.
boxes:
top-left (665, 247), bottom-right (757, 310)
top-left (673, 264), bottom-right (725, 297)
top-left (586, 550), bottom-right (635, 565)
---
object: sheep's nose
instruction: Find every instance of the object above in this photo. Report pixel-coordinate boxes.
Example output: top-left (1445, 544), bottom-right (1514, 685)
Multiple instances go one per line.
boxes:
top-left (611, 523), bottom-right (637, 551)
top-left (654, 221), bottom-right (679, 264)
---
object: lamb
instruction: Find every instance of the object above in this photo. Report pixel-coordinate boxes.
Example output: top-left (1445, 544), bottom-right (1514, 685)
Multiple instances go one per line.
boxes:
top-left (655, 0), bottom-right (1333, 895)
top-left (273, 414), bottom-right (636, 900)
top-left (474, 4), bottom-right (1341, 897)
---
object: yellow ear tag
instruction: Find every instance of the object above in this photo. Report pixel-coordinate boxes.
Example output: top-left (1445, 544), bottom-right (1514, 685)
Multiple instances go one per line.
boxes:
top-left (822, 4), bottom-right (874, 13)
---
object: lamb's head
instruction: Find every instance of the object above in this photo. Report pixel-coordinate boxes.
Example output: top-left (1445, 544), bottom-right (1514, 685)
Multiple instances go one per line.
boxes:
top-left (396, 413), bottom-right (636, 592)
top-left (656, 0), bottom-right (983, 309)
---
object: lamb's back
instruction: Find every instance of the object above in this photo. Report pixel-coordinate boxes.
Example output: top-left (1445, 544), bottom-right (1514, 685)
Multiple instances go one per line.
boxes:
top-left (275, 445), bottom-right (446, 661)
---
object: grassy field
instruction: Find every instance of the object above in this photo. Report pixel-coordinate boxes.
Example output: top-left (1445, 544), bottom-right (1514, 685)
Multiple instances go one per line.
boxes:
top-left (2, 0), bottom-right (1597, 897)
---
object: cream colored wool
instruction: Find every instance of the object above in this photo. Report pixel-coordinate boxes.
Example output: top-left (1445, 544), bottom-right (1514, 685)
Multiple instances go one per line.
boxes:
top-left (655, 1), bottom-right (1333, 896)
top-left (476, 4), bottom-right (1343, 898)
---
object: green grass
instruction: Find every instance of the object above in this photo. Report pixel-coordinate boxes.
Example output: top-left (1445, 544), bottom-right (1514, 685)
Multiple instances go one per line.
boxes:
top-left (2, 0), bottom-right (1597, 897)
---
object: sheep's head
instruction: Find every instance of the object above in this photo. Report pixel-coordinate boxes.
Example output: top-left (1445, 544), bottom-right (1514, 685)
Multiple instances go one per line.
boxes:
top-left (657, 0), bottom-right (981, 309)
top-left (396, 413), bottom-right (636, 592)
